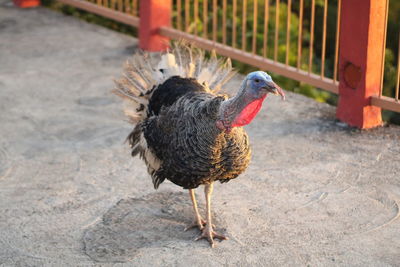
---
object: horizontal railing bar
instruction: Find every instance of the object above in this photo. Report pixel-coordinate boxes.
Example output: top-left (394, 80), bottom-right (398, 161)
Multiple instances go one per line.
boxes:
top-left (57, 0), bottom-right (139, 27)
top-left (371, 96), bottom-right (400, 113)
top-left (56, 0), bottom-right (400, 116)
top-left (159, 27), bottom-right (339, 94)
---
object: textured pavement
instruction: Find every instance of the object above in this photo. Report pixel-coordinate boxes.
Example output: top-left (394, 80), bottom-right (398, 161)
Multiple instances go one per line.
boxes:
top-left (1, 1), bottom-right (400, 266)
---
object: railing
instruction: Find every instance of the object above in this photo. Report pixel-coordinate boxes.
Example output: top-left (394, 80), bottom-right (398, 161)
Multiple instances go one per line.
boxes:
top-left (17, 0), bottom-right (400, 128)
top-left (56, 0), bottom-right (139, 27)
top-left (93, 0), bottom-right (139, 16)
top-left (371, 0), bottom-right (400, 113)
top-left (167, 0), bottom-right (341, 94)
top-left (50, 0), bottom-right (341, 93)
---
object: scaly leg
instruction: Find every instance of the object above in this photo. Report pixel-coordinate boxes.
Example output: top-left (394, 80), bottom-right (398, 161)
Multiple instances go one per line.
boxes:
top-left (184, 189), bottom-right (206, 231)
top-left (195, 183), bottom-right (228, 247)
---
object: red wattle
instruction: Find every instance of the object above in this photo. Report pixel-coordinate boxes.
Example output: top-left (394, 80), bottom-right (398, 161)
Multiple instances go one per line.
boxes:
top-left (232, 95), bottom-right (266, 127)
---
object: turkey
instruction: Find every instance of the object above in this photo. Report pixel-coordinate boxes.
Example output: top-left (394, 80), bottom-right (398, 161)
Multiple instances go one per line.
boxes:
top-left (113, 42), bottom-right (285, 247)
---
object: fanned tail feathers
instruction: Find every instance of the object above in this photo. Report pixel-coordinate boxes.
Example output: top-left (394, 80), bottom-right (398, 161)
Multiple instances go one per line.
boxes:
top-left (113, 42), bottom-right (237, 124)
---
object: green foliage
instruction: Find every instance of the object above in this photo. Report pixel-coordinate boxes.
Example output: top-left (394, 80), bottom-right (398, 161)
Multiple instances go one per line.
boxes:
top-left (44, 0), bottom-right (399, 124)
top-left (382, 1), bottom-right (400, 124)
top-left (172, 0), bottom-right (398, 123)
top-left (171, 0), bottom-right (340, 105)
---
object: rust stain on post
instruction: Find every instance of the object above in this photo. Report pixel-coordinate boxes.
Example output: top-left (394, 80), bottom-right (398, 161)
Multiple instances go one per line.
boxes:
top-left (343, 62), bottom-right (361, 89)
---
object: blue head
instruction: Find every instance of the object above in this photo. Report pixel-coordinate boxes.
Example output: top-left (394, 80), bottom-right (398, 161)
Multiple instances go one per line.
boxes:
top-left (245, 71), bottom-right (285, 100)
top-left (217, 71), bottom-right (285, 132)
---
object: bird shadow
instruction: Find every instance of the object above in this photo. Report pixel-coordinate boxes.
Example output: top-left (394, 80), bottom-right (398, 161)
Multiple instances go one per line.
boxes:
top-left (82, 191), bottom-right (226, 263)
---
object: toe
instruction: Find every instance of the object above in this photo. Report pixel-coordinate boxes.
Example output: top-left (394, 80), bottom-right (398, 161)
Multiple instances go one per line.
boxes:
top-left (194, 225), bottom-right (228, 247)
top-left (195, 232), bottom-right (215, 247)
top-left (184, 224), bottom-right (203, 231)
top-left (184, 220), bottom-right (205, 231)
top-left (184, 225), bottom-right (193, 231)
top-left (213, 232), bottom-right (228, 240)
top-left (194, 233), bottom-right (205, 241)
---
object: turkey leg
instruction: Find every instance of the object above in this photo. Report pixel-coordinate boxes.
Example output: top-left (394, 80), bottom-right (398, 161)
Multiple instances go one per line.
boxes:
top-left (195, 183), bottom-right (228, 247)
top-left (184, 189), bottom-right (206, 231)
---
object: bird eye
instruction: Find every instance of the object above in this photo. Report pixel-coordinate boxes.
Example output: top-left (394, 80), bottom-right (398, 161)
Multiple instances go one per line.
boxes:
top-left (254, 79), bottom-right (260, 83)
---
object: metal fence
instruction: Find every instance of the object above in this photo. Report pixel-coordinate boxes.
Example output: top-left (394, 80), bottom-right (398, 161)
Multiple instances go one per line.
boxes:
top-left (371, 0), bottom-right (400, 112)
top-left (169, 0), bottom-right (341, 94)
top-left (56, 0), bottom-right (400, 115)
top-left (57, 0), bottom-right (139, 26)
top-left (85, 0), bottom-right (138, 15)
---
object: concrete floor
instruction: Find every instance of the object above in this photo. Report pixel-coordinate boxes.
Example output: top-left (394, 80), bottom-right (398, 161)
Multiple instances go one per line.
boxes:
top-left (1, 1), bottom-right (400, 266)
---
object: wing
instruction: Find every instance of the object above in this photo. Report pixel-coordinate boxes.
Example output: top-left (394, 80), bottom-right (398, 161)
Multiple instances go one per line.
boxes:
top-left (143, 93), bottom-right (226, 189)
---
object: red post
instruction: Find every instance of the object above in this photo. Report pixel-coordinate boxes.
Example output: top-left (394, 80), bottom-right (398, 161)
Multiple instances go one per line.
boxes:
top-left (13, 0), bottom-right (40, 8)
top-left (139, 0), bottom-right (171, 51)
top-left (336, 0), bottom-right (386, 129)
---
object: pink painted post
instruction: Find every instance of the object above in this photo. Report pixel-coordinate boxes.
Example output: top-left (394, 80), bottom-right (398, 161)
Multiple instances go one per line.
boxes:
top-left (139, 0), bottom-right (171, 51)
top-left (13, 0), bottom-right (40, 8)
top-left (336, 0), bottom-right (386, 129)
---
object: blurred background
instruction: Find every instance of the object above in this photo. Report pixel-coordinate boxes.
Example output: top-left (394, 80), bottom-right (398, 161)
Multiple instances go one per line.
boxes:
top-left (42, 0), bottom-right (400, 124)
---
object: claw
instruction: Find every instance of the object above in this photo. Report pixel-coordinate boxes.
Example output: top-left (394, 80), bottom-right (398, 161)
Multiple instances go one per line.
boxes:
top-left (195, 226), bottom-right (228, 248)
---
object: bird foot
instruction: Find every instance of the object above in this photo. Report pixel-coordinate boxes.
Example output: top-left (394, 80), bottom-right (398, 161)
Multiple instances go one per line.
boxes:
top-left (195, 226), bottom-right (228, 248)
top-left (184, 218), bottom-right (216, 231)
top-left (184, 218), bottom-right (206, 231)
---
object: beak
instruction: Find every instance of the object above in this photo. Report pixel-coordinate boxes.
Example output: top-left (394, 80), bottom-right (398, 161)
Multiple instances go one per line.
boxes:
top-left (264, 82), bottom-right (286, 100)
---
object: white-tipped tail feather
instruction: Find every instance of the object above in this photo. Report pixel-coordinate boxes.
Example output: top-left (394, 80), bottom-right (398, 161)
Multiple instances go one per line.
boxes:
top-left (113, 42), bottom-right (237, 124)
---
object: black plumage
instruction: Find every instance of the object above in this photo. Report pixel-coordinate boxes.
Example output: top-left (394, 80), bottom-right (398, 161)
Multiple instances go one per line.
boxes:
top-left (114, 43), bottom-right (284, 247)
top-left (140, 77), bottom-right (251, 189)
top-left (148, 76), bottom-right (205, 116)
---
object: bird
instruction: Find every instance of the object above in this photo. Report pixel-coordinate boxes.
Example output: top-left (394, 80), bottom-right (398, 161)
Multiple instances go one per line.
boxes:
top-left (113, 42), bottom-right (285, 248)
